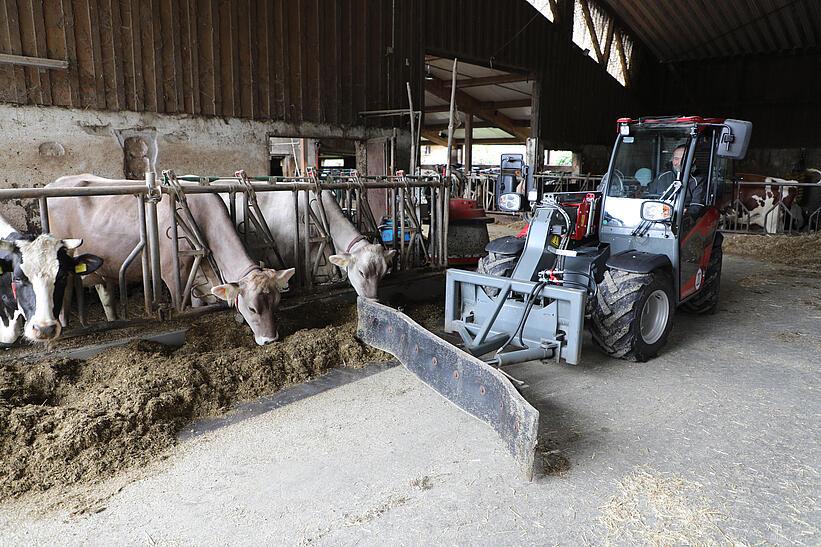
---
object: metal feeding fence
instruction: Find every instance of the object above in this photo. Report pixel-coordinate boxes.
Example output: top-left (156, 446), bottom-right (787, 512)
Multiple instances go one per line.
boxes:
top-left (0, 171), bottom-right (446, 327)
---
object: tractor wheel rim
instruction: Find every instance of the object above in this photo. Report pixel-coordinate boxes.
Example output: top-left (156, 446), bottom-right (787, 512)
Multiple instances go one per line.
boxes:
top-left (640, 289), bottom-right (669, 345)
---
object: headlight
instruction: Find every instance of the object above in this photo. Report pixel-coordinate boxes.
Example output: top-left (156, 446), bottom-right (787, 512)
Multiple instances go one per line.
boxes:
top-left (499, 193), bottom-right (523, 212)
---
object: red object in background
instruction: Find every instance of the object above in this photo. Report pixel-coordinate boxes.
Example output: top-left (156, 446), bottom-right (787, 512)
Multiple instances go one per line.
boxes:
top-left (516, 224), bottom-right (529, 238)
top-left (448, 198), bottom-right (492, 267)
top-left (449, 198), bottom-right (486, 220)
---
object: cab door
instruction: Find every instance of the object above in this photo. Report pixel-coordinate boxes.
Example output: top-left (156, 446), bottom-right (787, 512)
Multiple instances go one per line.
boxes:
top-left (679, 132), bottom-right (721, 301)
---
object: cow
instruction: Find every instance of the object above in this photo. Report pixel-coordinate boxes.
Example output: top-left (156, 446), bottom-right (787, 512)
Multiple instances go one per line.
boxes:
top-left (720, 173), bottom-right (801, 234)
top-left (719, 170), bottom-right (821, 234)
top-left (46, 175), bottom-right (295, 345)
top-left (243, 189), bottom-right (396, 301)
top-left (0, 216), bottom-right (103, 344)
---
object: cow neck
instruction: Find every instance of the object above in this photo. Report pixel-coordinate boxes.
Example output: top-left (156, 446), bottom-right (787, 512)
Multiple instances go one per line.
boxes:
top-left (237, 263), bottom-right (262, 280)
top-left (345, 235), bottom-right (367, 253)
top-left (319, 191), bottom-right (366, 255)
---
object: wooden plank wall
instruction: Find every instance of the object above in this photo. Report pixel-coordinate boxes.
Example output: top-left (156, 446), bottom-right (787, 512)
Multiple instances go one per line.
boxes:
top-left (0, 0), bottom-right (423, 127)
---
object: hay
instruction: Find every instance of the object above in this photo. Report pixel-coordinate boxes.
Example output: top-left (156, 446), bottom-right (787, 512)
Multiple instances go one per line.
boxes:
top-left (723, 233), bottom-right (821, 268)
top-left (0, 301), bottom-right (405, 501)
top-left (598, 467), bottom-right (733, 545)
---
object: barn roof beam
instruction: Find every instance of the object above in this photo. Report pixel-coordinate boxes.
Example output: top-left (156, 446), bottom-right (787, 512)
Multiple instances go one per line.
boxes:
top-left (424, 78), bottom-right (530, 140)
top-left (424, 98), bottom-right (531, 114)
top-left (424, 120), bottom-right (531, 131)
top-left (443, 73), bottom-right (533, 88)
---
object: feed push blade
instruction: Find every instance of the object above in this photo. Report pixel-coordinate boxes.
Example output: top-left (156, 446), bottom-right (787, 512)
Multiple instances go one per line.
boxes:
top-left (357, 298), bottom-right (539, 480)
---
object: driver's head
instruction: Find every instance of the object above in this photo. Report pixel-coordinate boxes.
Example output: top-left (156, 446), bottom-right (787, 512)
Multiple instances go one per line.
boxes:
top-left (671, 144), bottom-right (687, 174)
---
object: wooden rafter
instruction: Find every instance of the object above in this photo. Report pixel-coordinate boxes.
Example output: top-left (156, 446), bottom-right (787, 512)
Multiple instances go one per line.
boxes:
top-left (614, 31), bottom-right (631, 87)
top-left (424, 120), bottom-right (531, 131)
top-left (420, 129), bottom-right (448, 146)
top-left (424, 98), bottom-right (531, 113)
top-left (425, 77), bottom-right (529, 140)
top-left (602, 19), bottom-right (615, 66)
top-left (579, 0), bottom-right (604, 64)
top-left (547, 0), bottom-right (560, 22)
top-left (442, 73), bottom-right (532, 88)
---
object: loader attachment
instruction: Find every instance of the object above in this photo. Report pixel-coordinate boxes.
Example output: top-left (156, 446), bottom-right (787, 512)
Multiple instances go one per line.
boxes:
top-left (357, 297), bottom-right (540, 479)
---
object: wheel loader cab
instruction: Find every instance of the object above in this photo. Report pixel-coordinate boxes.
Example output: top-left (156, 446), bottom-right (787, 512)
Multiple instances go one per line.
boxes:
top-left (598, 117), bottom-right (736, 306)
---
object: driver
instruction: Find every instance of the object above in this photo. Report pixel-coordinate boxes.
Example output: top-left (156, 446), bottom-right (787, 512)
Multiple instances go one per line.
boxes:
top-left (647, 144), bottom-right (705, 208)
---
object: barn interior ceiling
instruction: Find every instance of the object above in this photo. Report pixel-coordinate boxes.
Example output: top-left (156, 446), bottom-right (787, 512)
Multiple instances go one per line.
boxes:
top-left (601, 0), bottom-right (821, 63)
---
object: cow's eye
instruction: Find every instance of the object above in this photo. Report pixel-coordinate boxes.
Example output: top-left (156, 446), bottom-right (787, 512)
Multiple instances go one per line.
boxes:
top-left (248, 306), bottom-right (257, 314)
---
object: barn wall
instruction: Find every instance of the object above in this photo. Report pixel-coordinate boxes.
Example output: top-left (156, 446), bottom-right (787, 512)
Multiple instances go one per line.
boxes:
top-left (0, 103), bottom-right (403, 231)
top-left (422, 0), bottom-right (651, 147)
top-left (646, 51), bottom-right (821, 150)
top-left (0, 0), bottom-right (423, 128)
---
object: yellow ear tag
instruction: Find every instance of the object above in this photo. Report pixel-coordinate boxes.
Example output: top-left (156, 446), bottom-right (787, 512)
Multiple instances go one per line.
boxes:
top-left (75, 263), bottom-right (88, 274)
top-left (550, 234), bottom-right (561, 248)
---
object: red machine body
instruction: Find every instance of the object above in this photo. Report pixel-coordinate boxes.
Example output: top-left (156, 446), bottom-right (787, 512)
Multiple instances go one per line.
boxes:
top-left (514, 192), bottom-right (601, 242)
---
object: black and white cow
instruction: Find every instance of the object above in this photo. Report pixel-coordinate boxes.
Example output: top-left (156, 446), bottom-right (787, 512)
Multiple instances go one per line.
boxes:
top-left (0, 219), bottom-right (102, 345)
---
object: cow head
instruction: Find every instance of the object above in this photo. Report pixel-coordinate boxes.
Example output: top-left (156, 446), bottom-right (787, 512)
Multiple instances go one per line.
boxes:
top-left (211, 267), bottom-right (296, 346)
top-left (0, 236), bottom-right (103, 342)
top-left (329, 243), bottom-right (396, 301)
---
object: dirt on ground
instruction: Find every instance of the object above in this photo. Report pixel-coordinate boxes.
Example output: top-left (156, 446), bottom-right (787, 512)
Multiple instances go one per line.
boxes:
top-left (0, 300), bottom-right (415, 502)
top-left (723, 233), bottom-right (821, 268)
top-left (486, 217), bottom-right (527, 241)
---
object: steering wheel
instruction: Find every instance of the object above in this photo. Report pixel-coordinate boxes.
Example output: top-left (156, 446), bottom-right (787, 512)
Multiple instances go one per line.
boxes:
top-left (609, 169), bottom-right (626, 196)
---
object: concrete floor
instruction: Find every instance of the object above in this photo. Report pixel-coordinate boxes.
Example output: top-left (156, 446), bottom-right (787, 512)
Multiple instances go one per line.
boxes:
top-left (1, 255), bottom-right (819, 545)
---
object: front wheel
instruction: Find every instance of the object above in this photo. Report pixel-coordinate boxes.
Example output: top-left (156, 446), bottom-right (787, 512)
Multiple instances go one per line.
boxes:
top-left (590, 269), bottom-right (674, 362)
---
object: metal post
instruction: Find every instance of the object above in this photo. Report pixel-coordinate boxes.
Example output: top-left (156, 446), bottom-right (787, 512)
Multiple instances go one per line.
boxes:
top-left (399, 183), bottom-right (406, 270)
top-left (144, 172), bottom-right (163, 307)
top-left (406, 82), bottom-right (417, 176)
top-left (137, 195), bottom-right (152, 314)
top-left (302, 189), bottom-right (312, 290)
top-left (390, 185), bottom-right (397, 266)
top-left (39, 197), bottom-right (50, 233)
top-left (443, 58), bottom-right (458, 268)
top-left (168, 192), bottom-right (182, 311)
top-left (292, 189), bottom-right (301, 286)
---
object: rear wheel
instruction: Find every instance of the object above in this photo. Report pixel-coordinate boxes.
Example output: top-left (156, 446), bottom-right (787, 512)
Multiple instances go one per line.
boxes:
top-left (681, 237), bottom-right (723, 315)
top-left (590, 269), bottom-right (674, 362)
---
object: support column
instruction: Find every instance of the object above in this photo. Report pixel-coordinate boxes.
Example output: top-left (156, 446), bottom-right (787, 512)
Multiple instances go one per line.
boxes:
top-left (464, 115), bottom-right (473, 173)
top-left (527, 75), bottom-right (545, 170)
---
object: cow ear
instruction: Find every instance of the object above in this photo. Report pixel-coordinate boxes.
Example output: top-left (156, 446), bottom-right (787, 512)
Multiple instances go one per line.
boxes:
top-left (211, 283), bottom-right (241, 305)
top-left (73, 254), bottom-right (104, 276)
top-left (273, 268), bottom-right (295, 289)
top-left (383, 249), bottom-right (397, 263)
top-left (262, 267), bottom-right (295, 291)
top-left (61, 238), bottom-right (83, 250)
top-left (329, 253), bottom-right (354, 267)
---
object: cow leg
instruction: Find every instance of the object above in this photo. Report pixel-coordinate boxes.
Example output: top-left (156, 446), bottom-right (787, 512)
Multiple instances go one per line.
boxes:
top-left (95, 281), bottom-right (118, 322)
top-left (0, 310), bottom-right (24, 345)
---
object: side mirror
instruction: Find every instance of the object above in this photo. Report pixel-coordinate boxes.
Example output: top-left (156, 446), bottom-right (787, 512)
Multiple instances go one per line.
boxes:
top-left (498, 192), bottom-right (525, 212)
top-left (717, 119), bottom-right (752, 159)
top-left (640, 200), bottom-right (673, 223)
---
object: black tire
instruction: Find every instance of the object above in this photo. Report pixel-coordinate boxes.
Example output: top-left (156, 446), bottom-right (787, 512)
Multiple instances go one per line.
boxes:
top-left (590, 269), bottom-right (674, 362)
top-left (477, 251), bottom-right (518, 297)
top-left (680, 237), bottom-right (722, 315)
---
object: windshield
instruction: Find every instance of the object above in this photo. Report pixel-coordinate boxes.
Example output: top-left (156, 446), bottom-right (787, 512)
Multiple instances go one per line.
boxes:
top-left (601, 129), bottom-right (690, 229)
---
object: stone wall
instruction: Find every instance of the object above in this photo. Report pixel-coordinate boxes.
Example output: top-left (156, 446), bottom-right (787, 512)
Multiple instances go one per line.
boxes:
top-left (0, 104), bottom-right (404, 231)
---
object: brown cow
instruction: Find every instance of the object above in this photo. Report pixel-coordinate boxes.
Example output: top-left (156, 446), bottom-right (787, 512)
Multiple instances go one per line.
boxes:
top-left (47, 175), bottom-right (295, 345)
top-left (720, 173), bottom-right (802, 234)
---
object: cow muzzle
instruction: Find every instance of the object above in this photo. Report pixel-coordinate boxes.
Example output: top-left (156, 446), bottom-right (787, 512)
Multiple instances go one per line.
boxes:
top-left (30, 321), bottom-right (61, 341)
top-left (254, 332), bottom-right (279, 345)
